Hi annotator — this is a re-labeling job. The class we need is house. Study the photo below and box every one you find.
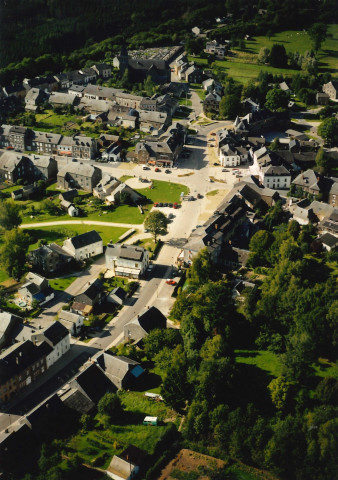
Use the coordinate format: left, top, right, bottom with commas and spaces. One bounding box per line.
0, 151, 57, 183
57, 162, 102, 191
230, 181, 280, 210
93, 174, 120, 200
223, 246, 250, 269
107, 287, 127, 305
63, 230, 103, 261
315, 232, 338, 251
316, 92, 330, 105
2, 84, 27, 100
68, 84, 85, 97
53, 73, 71, 90
106, 244, 149, 278
28, 243, 73, 274
318, 209, 338, 236
101, 142, 121, 162
203, 91, 222, 113
60, 199, 79, 217
279, 82, 291, 95
59, 189, 78, 202
322, 80, 338, 100
115, 92, 143, 109
108, 111, 137, 129
292, 169, 338, 204
202, 78, 215, 92
79, 97, 112, 115
58, 383, 95, 414
156, 94, 179, 117
0, 151, 30, 183
64, 70, 87, 86
96, 352, 145, 390
31, 321, 70, 369
23, 75, 58, 92
219, 144, 241, 167
78, 67, 97, 84
58, 310, 84, 336
0, 124, 11, 148
114, 45, 171, 84
30, 131, 62, 156
232, 280, 256, 301
73, 279, 105, 312
285, 129, 309, 141
28, 154, 57, 180
139, 110, 169, 133
192, 26, 201, 36
183, 65, 204, 84
24, 88, 48, 111
205, 40, 227, 59
241, 98, 260, 113
0, 340, 48, 404
0, 312, 23, 349
83, 84, 119, 101
124, 306, 166, 342
92, 63, 112, 79
48, 92, 77, 107
11, 184, 37, 200
249, 147, 291, 190
69, 363, 117, 404
18, 272, 54, 306
57, 135, 97, 159
8, 125, 33, 151
107, 445, 146, 480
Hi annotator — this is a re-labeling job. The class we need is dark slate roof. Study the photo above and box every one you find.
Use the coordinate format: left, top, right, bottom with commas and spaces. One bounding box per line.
137, 306, 167, 333
70, 230, 102, 249
0, 340, 43, 383
118, 445, 147, 465
72, 364, 117, 403
318, 232, 338, 248
111, 287, 127, 300
60, 189, 78, 202
43, 321, 69, 346
59, 385, 94, 414
129, 58, 169, 72
76, 279, 103, 301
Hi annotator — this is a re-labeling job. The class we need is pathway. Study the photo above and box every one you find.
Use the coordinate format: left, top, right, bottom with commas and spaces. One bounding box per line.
20, 220, 137, 228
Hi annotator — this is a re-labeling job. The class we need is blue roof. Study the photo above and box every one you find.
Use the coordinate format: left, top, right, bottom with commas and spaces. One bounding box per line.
33, 292, 45, 301
131, 365, 144, 378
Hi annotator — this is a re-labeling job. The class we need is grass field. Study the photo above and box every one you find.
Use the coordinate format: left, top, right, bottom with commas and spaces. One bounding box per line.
189, 24, 338, 83
24, 225, 128, 250
49, 276, 78, 291
136, 180, 189, 203
235, 350, 282, 378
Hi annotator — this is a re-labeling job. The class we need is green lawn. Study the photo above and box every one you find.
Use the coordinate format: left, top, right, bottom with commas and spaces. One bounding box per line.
312, 358, 338, 379
0, 269, 9, 283
189, 25, 338, 83
24, 225, 128, 250
119, 175, 134, 183
49, 276, 78, 291
235, 350, 282, 378
35, 109, 78, 127
136, 180, 189, 204
179, 98, 192, 106
206, 189, 219, 196
133, 237, 156, 253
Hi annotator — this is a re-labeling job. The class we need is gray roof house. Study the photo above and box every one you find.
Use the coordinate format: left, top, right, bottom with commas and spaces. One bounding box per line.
105, 243, 149, 278
124, 306, 166, 342
57, 162, 102, 191
107, 445, 146, 480
96, 352, 145, 390
24, 88, 48, 111
63, 230, 103, 261
48, 92, 77, 107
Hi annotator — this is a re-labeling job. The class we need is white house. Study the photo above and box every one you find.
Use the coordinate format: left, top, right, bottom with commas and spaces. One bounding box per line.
105, 244, 149, 278
63, 230, 103, 261
32, 321, 70, 369
107, 445, 145, 480
261, 165, 291, 190
219, 144, 241, 167
18, 272, 54, 306
58, 310, 84, 336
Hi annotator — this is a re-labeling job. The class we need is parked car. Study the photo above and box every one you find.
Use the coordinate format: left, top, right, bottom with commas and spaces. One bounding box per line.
168, 203, 173, 207
158, 202, 163, 207
222, 168, 229, 172
163, 202, 168, 207
166, 279, 177, 285
155, 167, 160, 172
213, 162, 219, 166
154, 202, 159, 207
210, 132, 216, 136
165, 169, 171, 174
168, 213, 174, 219
173, 202, 178, 209
142, 165, 149, 170
197, 193, 202, 199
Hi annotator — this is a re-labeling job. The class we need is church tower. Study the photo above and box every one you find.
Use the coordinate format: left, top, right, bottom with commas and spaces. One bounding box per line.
118, 42, 129, 74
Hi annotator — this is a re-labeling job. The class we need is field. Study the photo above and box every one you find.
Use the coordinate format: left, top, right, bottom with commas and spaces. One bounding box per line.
49, 276, 78, 291
189, 24, 338, 83
24, 225, 128, 250
66, 376, 177, 469
136, 180, 189, 204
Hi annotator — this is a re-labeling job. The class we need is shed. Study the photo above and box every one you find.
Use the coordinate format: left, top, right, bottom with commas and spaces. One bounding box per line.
143, 416, 158, 426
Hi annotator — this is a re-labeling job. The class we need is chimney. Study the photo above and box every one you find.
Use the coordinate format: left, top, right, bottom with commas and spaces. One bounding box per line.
16, 356, 19, 365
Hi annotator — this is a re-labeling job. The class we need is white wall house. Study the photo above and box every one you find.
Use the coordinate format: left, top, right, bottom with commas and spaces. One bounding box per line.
105, 244, 149, 278
32, 321, 70, 369
58, 310, 84, 336
219, 145, 241, 167
261, 165, 291, 190
63, 230, 103, 261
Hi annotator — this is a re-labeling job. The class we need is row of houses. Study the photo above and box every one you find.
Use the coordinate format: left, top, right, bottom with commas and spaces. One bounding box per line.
0, 124, 97, 158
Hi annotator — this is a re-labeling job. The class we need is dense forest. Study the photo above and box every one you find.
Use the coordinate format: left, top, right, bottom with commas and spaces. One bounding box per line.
0, 0, 337, 85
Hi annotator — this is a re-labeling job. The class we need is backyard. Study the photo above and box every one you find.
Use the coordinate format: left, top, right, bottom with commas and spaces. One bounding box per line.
136, 180, 189, 204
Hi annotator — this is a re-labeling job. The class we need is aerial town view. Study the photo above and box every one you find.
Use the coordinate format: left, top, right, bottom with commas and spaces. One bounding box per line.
0, 1, 337, 479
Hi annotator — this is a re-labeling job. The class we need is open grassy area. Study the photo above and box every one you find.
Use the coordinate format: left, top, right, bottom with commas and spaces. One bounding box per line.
136, 180, 189, 204
189, 25, 338, 83
235, 350, 282, 378
119, 175, 134, 183
133, 237, 156, 253
24, 225, 128, 250
206, 189, 219, 197
312, 358, 338, 379
49, 276, 78, 291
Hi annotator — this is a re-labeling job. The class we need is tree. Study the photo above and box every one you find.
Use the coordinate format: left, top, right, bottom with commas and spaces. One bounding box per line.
0, 199, 22, 230
264, 88, 288, 112
161, 344, 190, 410
97, 393, 123, 420
298, 87, 316, 105
186, 247, 215, 285
248, 230, 274, 267
144, 75, 156, 97
268, 376, 294, 411
143, 328, 182, 359
0, 228, 29, 279
318, 118, 338, 146
258, 47, 270, 64
219, 94, 241, 119
144, 210, 167, 242
315, 147, 329, 175
308, 23, 328, 53
269, 44, 288, 68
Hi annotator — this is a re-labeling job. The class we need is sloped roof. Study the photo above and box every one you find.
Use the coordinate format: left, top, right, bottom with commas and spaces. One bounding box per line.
75, 278, 103, 301
130, 306, 167, 333
58, 385, 94, 414
43, 321, 69, 346
71, 363, 116, 403
96, 352, 141, 382
106, 243, 145, 261
69, 230, 102, 249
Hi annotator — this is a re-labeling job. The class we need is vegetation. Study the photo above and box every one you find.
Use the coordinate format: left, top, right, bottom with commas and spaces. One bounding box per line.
0, 229, 30, 279
144, 210, 168, 243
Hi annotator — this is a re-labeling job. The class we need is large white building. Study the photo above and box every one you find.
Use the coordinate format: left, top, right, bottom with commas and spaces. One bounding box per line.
249, 146, 291, 190
219, 144, 241, 167
105, 244, 149, 278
